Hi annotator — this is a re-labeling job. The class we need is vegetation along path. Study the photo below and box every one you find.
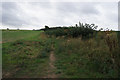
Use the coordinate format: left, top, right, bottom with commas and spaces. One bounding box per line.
2, 29, 120, 78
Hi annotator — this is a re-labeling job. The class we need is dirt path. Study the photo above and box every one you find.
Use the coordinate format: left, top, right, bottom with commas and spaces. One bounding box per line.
0, 41, 2, 44
0, 41, 6, 44
44, 45, 57, 78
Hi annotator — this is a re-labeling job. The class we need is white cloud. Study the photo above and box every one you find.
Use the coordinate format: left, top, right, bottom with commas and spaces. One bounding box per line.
0, 2, 2, 27
1, 0, 119, 2
1, 2, 118, 30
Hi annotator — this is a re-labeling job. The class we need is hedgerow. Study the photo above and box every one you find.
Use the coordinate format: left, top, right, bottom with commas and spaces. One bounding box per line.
42, 22, 98, 39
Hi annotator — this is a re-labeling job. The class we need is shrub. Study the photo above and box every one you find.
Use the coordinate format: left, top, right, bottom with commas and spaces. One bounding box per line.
43, 22, 97, 39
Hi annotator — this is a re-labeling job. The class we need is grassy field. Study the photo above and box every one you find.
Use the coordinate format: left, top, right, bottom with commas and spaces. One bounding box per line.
2, 30, 53, 78
2, 30, 120, 78
2, 30, 43, 43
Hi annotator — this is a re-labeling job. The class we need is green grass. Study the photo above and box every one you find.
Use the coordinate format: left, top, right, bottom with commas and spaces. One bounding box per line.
2, 41, 50, 77
2, 30, 43, 43
2, 30, 53, 78
2, 30, 120, 78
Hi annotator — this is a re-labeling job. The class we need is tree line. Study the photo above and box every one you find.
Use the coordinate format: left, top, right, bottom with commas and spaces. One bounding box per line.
41, 22, 98, 39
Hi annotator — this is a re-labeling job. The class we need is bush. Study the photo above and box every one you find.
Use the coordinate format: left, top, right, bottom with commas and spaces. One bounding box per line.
43, 22, 97, 39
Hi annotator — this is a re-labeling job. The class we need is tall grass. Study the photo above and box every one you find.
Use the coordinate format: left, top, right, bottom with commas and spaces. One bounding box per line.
54, 32, 120, 78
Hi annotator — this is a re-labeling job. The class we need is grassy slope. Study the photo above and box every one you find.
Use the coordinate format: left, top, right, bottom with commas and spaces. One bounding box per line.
2, 30, 43, 43
2, 31, 120, 78
2, 31, 54, 78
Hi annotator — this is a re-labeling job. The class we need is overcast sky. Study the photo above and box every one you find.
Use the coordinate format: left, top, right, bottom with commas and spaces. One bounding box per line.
0, 1, 118, 30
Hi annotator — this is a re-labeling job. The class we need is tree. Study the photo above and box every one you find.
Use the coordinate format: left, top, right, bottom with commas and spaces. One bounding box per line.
45, 25, 49, 30
7, 28, 9, 30
79, 21, 81, 27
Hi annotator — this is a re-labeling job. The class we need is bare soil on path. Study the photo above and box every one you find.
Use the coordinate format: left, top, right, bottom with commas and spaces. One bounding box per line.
44, 44, 57, 78
0, 41, 2, 44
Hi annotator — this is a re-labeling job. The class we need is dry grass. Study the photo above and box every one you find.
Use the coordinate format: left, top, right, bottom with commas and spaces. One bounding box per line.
54, 32, 120, 78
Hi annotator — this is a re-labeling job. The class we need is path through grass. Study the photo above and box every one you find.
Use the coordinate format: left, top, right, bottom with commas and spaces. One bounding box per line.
43, 44, 57, 78
2, 31, 56, 78
2, 30, 120, 78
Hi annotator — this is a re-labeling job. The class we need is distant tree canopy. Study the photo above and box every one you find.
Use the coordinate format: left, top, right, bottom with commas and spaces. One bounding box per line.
41, 22, 98, 39
45, 25, 49, 30
7, 28, 9, 30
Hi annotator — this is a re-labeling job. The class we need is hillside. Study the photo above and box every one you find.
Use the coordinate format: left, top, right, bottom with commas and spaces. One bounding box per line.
2, 27, 120, 78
